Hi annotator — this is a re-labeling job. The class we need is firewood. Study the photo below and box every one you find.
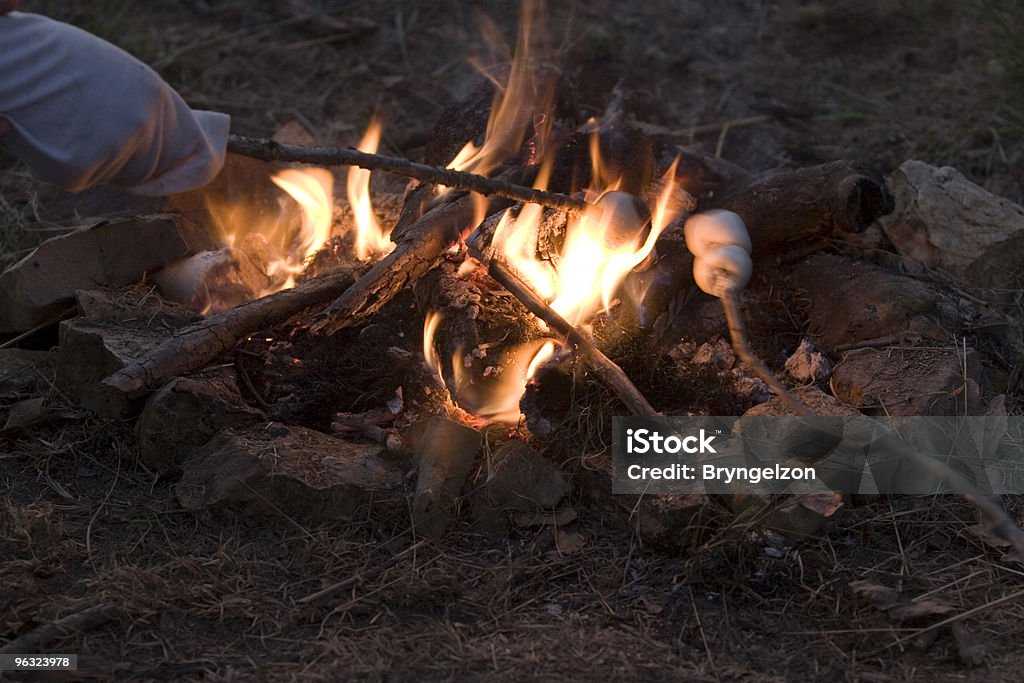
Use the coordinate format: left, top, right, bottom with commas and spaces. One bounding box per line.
311, 193, 510, 335
102, 266, 358, 397
706, 160, 895, 252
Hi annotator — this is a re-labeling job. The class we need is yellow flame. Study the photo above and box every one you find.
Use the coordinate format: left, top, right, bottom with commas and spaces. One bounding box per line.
449, 339, 556, 424
494, 151, 685, 327
423, 311, 443, 381
347, 119, 393, 260
445, 0, 554, 178
267, 167, 334, 290
422, 308, 556, 424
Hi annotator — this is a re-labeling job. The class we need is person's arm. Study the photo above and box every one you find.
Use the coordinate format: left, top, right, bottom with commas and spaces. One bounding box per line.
0, 10, 230, 196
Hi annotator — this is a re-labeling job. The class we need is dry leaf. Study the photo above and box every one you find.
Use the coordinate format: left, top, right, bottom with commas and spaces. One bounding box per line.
851, 579, 901, 609
886, 598, 957, 621
554, 529, 585, 556
1, 397, 51, 435
851, 579, 957, 622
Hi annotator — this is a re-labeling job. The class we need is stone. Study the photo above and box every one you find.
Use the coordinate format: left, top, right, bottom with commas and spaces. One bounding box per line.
411, 417, 482, 539
785, 338, 834, 384
152, 245, 272, 314
744, 385, 860, 417
830, 347, 981, 416
879, 160, 1024, 299
53, 289, 197, 418
470, 440, 571, 534
791, 254, 958, 350
137, 371, 264, 475
0, 215, 190, 333
176, 424, 403, 522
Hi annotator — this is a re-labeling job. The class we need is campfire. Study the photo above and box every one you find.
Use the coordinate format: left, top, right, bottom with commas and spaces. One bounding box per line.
2, 1, 1022, 556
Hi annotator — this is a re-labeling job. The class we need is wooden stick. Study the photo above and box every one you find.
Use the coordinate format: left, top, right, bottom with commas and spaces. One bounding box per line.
103, 267, 358, 395
721, 288, 812, 417
486, 258, 658, 417
0, 603, 117, 654
311, 194, 508, 335
227, 135, 587, 214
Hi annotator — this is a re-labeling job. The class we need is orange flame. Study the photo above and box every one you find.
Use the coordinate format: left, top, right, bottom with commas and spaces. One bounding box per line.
492, 152, 683, 327
202, 165, 334, 306
348, 119, 393, 260
423, 311, 444, 382
445, 0, 555, 178
267, 168, 334, 290
420, 1, 687, 423
422, 309, 556, 424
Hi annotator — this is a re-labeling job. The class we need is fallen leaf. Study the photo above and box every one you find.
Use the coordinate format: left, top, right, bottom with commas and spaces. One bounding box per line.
886, 598, 957, 621
554, 529, 585, 556
1, 397, 52, 436
850, 579, 901, 609
851, 579, 957, 622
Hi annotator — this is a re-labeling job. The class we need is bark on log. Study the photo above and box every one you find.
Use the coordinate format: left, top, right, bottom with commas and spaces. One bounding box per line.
102, 267, 359, 396
706, 160, 894, 252
311, 194, 510, 335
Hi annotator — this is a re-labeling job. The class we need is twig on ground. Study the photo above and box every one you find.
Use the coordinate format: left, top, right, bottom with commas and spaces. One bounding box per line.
226, 135, 588, 214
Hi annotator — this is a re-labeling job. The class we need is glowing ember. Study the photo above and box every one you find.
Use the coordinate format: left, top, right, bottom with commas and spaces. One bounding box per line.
348, 119, 393, 260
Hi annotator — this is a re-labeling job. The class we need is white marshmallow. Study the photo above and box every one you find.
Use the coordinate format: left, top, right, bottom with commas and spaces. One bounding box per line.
692, 244, 752, 297
683, 210, 752, 257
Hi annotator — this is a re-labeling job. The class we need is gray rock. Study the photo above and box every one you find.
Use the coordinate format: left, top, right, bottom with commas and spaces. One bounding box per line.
0, 215, 189, 332
176, 424, 403, 522
137, 371, 264, 475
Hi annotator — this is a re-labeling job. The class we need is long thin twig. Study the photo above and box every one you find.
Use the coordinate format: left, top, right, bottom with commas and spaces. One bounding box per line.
486, 257, 658, 417
721, 287, 812, 416
226, 135, 587, 214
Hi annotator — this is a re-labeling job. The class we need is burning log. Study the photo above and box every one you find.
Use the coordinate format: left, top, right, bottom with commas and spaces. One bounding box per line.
102, 266, 359, 397
311, 193, 510, 335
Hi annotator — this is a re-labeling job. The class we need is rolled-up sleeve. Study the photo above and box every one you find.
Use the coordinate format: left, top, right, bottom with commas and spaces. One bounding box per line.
0, 12, 230, 195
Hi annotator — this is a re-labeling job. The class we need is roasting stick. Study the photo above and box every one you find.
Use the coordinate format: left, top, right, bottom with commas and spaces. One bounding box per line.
484, 256, 659, 418
227, 135, 588, 215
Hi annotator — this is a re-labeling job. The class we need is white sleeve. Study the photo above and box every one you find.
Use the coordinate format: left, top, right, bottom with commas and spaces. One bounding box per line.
0, 12, 230, 196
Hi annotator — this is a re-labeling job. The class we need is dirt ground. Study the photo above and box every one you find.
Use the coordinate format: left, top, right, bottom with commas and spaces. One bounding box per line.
3, 1, 1024, 681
